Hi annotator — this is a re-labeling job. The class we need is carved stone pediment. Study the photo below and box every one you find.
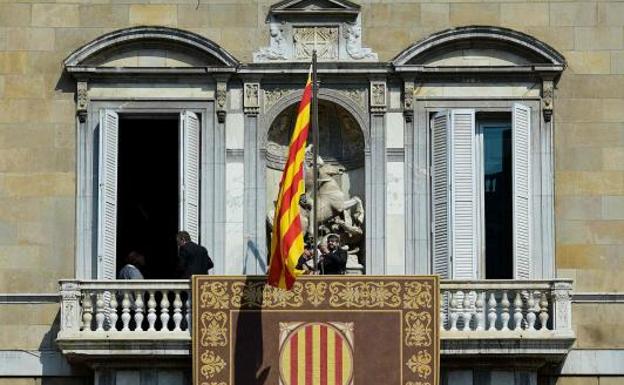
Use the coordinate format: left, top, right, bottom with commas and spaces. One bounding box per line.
270, 0, 360, 17
254, 0, 378, 63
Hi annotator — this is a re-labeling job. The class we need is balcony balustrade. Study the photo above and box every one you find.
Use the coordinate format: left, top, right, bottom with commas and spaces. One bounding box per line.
57, 279, 574, 362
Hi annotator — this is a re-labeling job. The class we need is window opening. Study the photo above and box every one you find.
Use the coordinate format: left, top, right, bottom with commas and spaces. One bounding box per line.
116, 115, 179, 279
477, 115, 513, 279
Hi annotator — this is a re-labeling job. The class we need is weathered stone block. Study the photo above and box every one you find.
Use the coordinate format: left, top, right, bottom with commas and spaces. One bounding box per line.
601, 2, 624, 26
207, 4, 258, 28
603, 148, 624, 170
4, 75, 45, 99
450, 4, 500, 26
129, 5, 177, 26
555, 377, 599, 385
612, 52, 624, 74
32, 4, 80, 28
420, 4, 449, 27
501, 3, 549, 26
602, 196, 624, 219
556, 196, 602, 220
556, 147, 603, 171
6, 28, 55, 52
551, 2, 597, 27
79, 5, 129, 27
0, 173, 75, 198
0, 4, 32, 27
564, 51, 611, 75
556, 244, 607, 269
363, 4, 420, 28
0, 52, 28, 75
177, 5, 212, 28
526, 26, 575, 51
575, 27, 623, 51
574, 303, 624, 347
557, 171, 624, 196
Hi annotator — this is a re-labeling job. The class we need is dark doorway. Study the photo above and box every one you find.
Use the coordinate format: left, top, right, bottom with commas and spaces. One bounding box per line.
116, 115, 179, 279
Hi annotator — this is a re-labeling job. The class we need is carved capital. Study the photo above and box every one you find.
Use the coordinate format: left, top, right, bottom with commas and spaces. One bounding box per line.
542, 79, 554, 122
403, 81, 414, 122
76, 81, 88, 122
216, 80, 227, 123
370, 81, 386, 114
243, 82, 260, 116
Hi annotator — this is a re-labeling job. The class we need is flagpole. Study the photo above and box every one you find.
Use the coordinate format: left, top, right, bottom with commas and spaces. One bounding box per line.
311, 51, 320, 273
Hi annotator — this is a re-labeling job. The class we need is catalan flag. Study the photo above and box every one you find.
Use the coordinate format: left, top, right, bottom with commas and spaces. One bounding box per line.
267, 68, 313, 290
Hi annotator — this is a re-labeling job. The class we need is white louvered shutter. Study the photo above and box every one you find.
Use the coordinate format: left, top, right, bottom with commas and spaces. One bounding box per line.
180, 111, 200, 243
97, 110, 119, 280
450, 110, 477, 279
431, 112, 451, 279
512, 104, 531, 279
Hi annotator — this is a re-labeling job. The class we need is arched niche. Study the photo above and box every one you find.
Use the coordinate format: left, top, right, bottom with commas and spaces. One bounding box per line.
64, 26, 239, 70
265, 99, 366, 266
393, 26, 565, 70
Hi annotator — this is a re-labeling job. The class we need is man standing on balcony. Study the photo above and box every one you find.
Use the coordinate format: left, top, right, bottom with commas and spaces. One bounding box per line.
176, 231, 214, 279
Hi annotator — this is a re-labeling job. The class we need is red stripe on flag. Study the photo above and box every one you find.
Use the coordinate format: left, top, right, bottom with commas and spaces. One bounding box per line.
320, 325, 327, 385
298, 84, 312, 114
306, 325, 313, 385
335, 335, 342, 385
291, 333, 298, 385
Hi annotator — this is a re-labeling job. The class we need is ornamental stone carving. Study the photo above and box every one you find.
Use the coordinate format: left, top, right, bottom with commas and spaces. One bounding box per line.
244, 82, 260, 115
542, 78, 554, 122
77, 81, 88, 123
343, 22, 378, 61
370, 81, 387, 113
253, 2, 377, 62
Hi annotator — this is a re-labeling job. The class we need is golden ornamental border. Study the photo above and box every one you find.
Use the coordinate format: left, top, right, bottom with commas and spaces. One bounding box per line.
193, 275, 439, 385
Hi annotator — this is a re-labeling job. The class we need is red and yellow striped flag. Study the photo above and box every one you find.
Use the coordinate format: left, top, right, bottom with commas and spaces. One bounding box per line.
267, 69, 313, 290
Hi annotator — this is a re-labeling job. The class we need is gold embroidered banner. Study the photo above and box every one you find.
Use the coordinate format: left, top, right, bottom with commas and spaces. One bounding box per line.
192, 275, 439, 385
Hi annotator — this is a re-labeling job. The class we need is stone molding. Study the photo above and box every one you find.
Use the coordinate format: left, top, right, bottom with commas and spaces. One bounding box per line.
64, 26, 239, 69
0, 292, 60, 304
393, 26, 566, 69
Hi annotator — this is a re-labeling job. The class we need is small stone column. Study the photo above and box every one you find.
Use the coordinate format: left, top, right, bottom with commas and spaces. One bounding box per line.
366, 79, 387, 274
243, 81, 266, 274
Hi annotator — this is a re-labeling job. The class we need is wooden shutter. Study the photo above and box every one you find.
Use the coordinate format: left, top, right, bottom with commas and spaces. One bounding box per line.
431, 112, 451, 279
97, 110, 119, 280
512, 104, 531, 279
450, 110, 477, 279
180, 111, 200, 243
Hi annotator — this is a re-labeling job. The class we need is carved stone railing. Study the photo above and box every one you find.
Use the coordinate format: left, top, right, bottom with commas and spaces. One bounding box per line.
440, 279, 575, 358
57, 278, 574, 360
57, 280, 191, 359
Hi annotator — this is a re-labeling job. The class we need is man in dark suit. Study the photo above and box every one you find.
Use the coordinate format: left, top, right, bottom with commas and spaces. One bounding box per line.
318, 234, 347, 275
176, 231, 214, 279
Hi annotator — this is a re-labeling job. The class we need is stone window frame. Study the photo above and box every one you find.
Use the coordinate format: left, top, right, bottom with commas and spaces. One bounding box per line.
395, 26, 565, 279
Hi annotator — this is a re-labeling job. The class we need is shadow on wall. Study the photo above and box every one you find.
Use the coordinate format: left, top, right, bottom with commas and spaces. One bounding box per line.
37, 311, 92, 384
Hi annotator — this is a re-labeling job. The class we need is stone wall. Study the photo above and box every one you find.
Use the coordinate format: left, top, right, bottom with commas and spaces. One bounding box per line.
1, 0, 624, 381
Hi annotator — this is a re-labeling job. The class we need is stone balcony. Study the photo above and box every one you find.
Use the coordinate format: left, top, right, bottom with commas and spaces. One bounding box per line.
57, 278, 574, 364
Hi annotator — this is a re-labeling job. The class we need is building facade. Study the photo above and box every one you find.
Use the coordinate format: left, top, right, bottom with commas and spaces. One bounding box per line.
0, 0, 622, 384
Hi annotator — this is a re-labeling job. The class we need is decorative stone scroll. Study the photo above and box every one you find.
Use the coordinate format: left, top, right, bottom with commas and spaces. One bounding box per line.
193, 276, 439, 385
542, 78, 554, 122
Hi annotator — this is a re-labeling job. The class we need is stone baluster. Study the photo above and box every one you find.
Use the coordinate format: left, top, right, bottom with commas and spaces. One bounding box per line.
462, 292, 472, 331
487, 292, 497, 331
121, 291, 131, 331
173, 292, 183, 331
526, 291, 537, 331
160, 291, 170, 331
134, 291, 144, 331
147, 291, 157, 332
95, 292, 105, 332
475, 291, 486, 331
449, 291, 459, 331
500, 291, 510, 331
539, 291, 550, 330
513, 291, 524, 330
185, 295, 192, 332
108, 291, 118, 332
82, 291, 93, 332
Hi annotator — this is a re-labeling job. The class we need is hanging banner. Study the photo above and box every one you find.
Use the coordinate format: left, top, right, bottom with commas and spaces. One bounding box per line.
193, 275, 439, 385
